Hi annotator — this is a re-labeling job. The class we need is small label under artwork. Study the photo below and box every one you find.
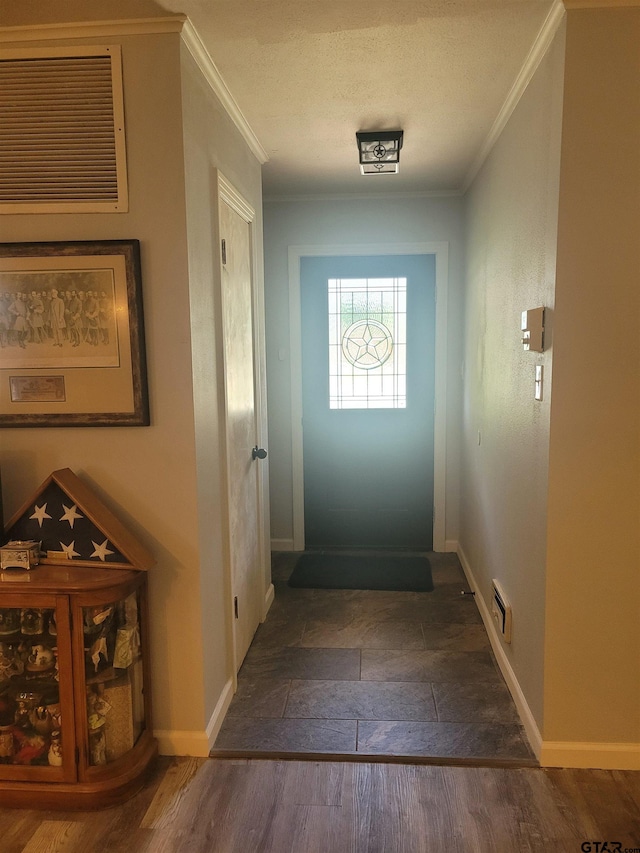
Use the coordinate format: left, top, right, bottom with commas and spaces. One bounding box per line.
9, 375, 66, 403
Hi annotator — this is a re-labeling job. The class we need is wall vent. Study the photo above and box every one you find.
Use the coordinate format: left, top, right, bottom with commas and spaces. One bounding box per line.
491, 579, 512, 643
0, 46, 128, 213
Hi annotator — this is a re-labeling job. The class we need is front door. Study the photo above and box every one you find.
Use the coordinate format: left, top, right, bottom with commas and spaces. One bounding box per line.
301, 254, 436, 550
220, 190, 262, 669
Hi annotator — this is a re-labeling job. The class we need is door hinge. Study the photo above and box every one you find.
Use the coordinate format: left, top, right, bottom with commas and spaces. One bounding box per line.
221, 239, 227, 265
234, 596, 239, 619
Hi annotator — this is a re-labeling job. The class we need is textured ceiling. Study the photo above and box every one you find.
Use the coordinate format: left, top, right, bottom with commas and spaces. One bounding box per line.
175, 0, 557, 197
0, 0, 558, 198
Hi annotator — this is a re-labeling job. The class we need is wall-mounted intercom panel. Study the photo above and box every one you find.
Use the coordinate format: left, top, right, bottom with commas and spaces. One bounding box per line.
521, 307, 545, 352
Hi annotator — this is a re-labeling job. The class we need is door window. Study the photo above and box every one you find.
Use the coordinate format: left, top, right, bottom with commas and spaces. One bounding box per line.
328, 276, 406, 409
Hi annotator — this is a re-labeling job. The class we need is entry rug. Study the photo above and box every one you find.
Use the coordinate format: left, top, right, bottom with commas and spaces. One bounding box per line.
288, 553, 434, 592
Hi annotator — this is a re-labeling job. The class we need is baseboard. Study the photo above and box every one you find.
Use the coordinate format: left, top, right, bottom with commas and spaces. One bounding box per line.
154, 676, 235, 757
444, 539, 458, 553
154, 729, 212, 757
205, 677, 235, 750
540, 741, 640, 770
263, 581, 275, 620
456, 543, 543, 761
457, 543, 640, 770
271, 538, 295, 551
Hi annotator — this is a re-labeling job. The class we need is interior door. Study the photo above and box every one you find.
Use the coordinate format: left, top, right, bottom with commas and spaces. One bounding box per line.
220, 192, 262, 669
301, 254, 435, 550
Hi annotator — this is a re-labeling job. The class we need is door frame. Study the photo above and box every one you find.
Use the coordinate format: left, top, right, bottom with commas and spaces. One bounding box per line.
288, 241, 448, 552
215, 171, 273, 681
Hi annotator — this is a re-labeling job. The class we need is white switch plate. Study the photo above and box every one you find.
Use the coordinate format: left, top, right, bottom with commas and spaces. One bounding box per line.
535, 365, 543, 400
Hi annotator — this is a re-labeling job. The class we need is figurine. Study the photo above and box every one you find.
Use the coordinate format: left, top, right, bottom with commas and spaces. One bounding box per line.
46, 611, 57, 639
46, 702, 62, 731
0, 642, 24, 681
31, 704, 53, 736
87, 685, 112, 724
113, 624, 140, 669
25, 643, 56, 676
89, 725, 106, 765
14, 699, 33, 730
21, 609, 44, 636
14, 691, 41, 729
87, 692, 109, 766
0, 610, 20, 640
48, 730, 63, 766
84, 605, 113, 636
89, 636, 108, 672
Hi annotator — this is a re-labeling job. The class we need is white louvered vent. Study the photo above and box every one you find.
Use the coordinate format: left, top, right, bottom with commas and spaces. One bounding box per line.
0, 46, 128, 213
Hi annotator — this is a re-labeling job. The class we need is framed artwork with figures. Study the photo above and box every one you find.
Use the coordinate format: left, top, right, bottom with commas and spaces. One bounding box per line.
0, 240, 149, 427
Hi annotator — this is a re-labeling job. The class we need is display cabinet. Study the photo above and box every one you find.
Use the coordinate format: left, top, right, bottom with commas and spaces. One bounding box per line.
0, 469, 156, 808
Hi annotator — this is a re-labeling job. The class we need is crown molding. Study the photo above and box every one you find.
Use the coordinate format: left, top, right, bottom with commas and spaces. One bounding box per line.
462, 0, 565, 193
0, 14, 269, 167
0, 17, 186, 43
563, 0, 640, 6
180, 18, 269, 165
264, 189, 463, 203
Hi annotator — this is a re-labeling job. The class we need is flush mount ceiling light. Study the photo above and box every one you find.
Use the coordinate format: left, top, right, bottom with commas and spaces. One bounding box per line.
356, 130, 404, 175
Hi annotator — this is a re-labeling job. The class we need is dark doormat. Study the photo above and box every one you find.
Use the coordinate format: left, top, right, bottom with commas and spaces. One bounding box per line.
288, 553, 434, 592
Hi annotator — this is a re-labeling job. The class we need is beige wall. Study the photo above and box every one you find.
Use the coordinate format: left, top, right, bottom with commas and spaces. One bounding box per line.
543, 8, 640, 748
0, 30, 208, 741
460, 24, 566, 728
0, 23, 267, 754
263, 195, 465, 547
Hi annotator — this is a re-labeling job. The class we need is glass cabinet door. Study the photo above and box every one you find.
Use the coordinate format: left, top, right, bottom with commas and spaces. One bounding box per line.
83, 590, 145, 767
0, 604, 67, 774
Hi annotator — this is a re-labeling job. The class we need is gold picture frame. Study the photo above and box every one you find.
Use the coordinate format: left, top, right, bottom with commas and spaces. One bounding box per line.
0, 240, 149, 427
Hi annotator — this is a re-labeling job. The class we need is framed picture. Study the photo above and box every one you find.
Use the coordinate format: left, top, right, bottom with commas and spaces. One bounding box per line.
0, 240, 149, 427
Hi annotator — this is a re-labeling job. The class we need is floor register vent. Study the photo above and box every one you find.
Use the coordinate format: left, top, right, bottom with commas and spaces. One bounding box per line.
491, 579, 512, 643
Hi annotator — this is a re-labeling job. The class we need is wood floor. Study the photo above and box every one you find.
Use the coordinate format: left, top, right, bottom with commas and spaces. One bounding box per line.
1, 756, 638, 852
4, 555, 635, 851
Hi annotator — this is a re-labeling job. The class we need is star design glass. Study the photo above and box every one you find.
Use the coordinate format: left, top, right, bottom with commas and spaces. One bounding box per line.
342, 319, 393, 369
328, 277, 406, 409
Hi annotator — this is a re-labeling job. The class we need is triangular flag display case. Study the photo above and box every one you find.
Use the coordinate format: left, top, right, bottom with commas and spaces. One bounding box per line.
4, 467, 154, 571
0, 469, 157, 809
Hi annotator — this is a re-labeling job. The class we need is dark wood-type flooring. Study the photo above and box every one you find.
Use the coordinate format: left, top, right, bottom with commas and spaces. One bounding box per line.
213, 552, 535, 763
1, 756, 639, 852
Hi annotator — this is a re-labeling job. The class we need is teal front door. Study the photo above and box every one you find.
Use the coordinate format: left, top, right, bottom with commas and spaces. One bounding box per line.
301, 254, 436, 550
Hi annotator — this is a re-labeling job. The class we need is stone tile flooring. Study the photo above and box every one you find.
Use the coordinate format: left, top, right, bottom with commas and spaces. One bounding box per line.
212, 552, 536, 764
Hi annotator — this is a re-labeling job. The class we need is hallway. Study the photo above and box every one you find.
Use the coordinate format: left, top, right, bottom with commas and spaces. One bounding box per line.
213, 552, 535, 763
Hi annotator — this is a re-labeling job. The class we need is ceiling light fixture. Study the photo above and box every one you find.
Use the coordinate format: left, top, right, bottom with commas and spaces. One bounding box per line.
356, 130, 404, 175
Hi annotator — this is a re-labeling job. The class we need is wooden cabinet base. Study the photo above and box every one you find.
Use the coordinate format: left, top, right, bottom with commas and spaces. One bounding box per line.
0, 736, 158, 810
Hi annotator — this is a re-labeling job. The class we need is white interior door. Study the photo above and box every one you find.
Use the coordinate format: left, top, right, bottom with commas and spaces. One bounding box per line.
219, 183, 263, 670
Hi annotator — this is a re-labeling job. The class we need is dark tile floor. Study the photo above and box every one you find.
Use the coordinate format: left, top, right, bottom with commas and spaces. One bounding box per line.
212, 552, 536, 765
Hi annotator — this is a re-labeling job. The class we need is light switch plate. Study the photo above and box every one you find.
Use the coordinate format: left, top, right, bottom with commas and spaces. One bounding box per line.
535, 365, 543, 400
